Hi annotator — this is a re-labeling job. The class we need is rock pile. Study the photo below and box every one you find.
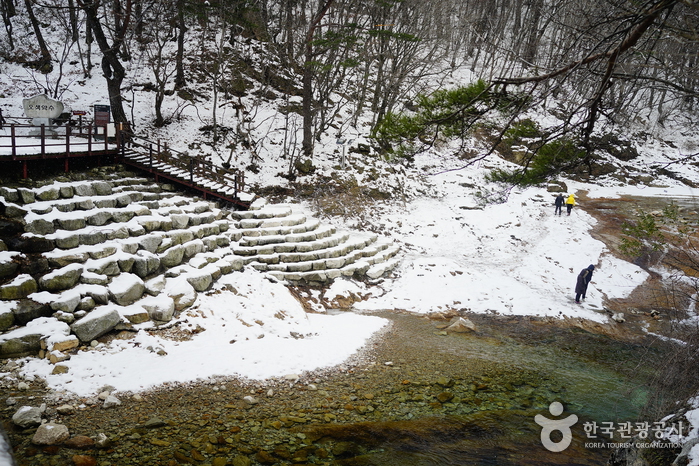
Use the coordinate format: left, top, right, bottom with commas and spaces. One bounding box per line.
0, 172, 400, 361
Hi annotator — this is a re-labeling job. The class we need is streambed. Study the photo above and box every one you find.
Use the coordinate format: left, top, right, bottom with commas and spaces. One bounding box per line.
2, 311, 669, 466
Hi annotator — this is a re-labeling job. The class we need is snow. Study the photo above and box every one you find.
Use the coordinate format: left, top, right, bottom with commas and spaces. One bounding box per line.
19, 271, 388, 397
2, 9, 699, 460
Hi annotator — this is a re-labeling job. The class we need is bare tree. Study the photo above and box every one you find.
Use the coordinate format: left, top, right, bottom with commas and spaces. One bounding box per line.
77, 0, 133, 127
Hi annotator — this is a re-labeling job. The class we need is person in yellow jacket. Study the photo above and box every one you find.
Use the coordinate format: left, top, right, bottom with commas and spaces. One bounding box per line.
565, 194, 576, 215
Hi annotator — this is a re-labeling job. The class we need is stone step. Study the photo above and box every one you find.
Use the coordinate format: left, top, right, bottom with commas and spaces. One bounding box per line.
232, 231, 352, 257
248, 235, 382, 272
234, 218, 322, 240
231, 205, 293, 220
239, 224, 335, 247
238, 213, 306, 230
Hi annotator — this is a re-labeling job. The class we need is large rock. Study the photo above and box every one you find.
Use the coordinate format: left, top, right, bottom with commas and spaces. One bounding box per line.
7, 235, 54, 254
108, 273, 145, 306
0, 317, 70, 357
186, 271, 213, 292
132, 252, 160, 278
12, 406, 42, 428
13, 299, 52, 325
160, 245, 184, 268
141, 296, 175, 322
71, 307, 120, 342
49, 289, 82, 313
38, 263, 83, 292
165, 277, 197, 311
36, 186, 60, 201
0, 274, 38, 300
138, 235, 163, 254
25, 218, 56, 235
32, 422, 70, 445
0, 304, 15, 331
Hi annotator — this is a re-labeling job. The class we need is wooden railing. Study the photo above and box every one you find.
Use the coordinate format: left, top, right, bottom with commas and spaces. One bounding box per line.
0, 122, 115, 158
121, 133, 246, 200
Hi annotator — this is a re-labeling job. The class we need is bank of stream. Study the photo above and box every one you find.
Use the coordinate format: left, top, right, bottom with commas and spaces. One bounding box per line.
1, 309, 673, 466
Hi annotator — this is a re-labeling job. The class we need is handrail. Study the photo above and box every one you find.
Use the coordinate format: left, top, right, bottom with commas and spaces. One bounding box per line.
120, 132, 246, 200
0, 123, 114, 158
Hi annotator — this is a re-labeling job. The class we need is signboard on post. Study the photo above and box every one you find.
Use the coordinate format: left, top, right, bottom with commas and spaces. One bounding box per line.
93, 105, 110, 126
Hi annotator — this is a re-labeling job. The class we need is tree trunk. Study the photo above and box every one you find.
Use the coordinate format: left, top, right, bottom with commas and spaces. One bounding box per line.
301, 0, 335, 158
79, 0, 132, 127
24, 0, 52, 71
175, 0, 187, 89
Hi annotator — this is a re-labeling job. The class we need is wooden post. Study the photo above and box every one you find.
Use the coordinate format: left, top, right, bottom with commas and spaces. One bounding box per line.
87, 124, 93, 155
22, 160, 28, 179
40, 124, 46, 157
65, 125, 71, 173
149, 143, 153, 167
10, 124, 16, 158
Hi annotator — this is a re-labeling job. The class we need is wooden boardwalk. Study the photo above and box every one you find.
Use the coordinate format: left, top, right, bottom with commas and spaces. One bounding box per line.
0, 122, 253, 209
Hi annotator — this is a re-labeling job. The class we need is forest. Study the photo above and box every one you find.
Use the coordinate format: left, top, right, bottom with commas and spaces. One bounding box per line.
1, 0, 698, 180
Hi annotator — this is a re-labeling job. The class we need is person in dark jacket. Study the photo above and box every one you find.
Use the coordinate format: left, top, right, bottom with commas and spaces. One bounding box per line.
575, 264, 595, 303
554, 193, 564, 216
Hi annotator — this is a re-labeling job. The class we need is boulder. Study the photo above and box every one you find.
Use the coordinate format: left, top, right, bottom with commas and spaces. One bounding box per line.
0, 317, 70, 357
8, 235, 54, 254
160, 245, 184, 268
0, 274, 38, 299
86, 211, 112, 226
71, 307, 120, 342
57, 217, 87, 231
0, 253, 19, 279
49, 289, 82, 313
46, 251, 88, 268
141, 296, 175, 322
73, 183, 95, 197
165, 277, 197, 311
12, 406, 42, 428
132, 252, 160, 278
108, 273, 145, 306
445, 317, 477, 333
138, 235, 163, 254
59, 185, 74, 198
85, 258, 120, 276
186, 271, 212, 292
121, 306, 150, 324
36, 186, 60, 201
32, 422, 70, 445
25, 218, 56, 235
17, 188, 35, 204
0, 305, 15, 331
92, 181, 113, 196
170, 214, 189, 229
45, 334, 79, 352
13, 299, 52, 325
80, 285, 109, 305
38, 263, 83, 292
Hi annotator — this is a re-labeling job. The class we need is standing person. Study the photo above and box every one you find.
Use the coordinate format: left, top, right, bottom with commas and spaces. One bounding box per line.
565, 194, 576, 215
575, 264, 595, 303
554, 193, 564, 216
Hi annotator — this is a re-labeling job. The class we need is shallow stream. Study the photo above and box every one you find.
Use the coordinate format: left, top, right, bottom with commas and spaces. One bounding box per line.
3, 310, 671, 466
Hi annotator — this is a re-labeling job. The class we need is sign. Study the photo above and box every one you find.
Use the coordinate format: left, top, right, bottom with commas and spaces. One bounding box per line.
72, 110, 87, 116
22, 94, 64, 119
94, 105, 110, 126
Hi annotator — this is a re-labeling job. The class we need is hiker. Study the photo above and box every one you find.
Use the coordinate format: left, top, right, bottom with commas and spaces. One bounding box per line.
554, 193, 564, 216
0, 108, 5, 130
575, 264, 595, 303
565, 194, 576, 215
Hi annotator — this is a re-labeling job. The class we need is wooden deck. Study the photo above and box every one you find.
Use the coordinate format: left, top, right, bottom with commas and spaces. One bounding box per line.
0, 122, 253, 209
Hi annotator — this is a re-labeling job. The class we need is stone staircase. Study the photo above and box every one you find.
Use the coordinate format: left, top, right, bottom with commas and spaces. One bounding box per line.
230, 202, 401, 285
0, 173, 401, 357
